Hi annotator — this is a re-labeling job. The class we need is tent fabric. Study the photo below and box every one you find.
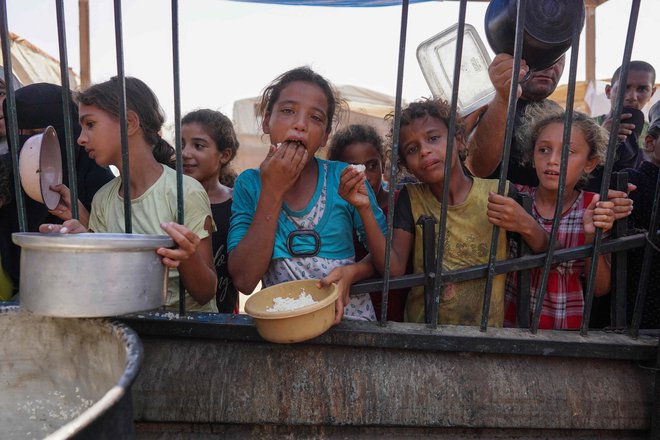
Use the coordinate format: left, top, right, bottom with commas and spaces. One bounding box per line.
230, 0, 431, 7
0, 32, 80, 90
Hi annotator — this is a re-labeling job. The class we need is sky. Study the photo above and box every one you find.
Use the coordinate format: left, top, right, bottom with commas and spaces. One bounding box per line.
3, 0, 659, 125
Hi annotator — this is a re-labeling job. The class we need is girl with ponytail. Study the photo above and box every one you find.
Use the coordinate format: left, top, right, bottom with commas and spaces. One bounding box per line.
41, 76, 217, 312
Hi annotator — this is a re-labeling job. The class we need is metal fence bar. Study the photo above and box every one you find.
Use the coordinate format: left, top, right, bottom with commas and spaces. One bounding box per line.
581, 0, 640, 337
379, 0, 409, 326
55, 0, 79, 221
610, 172, 628, 328
515, 194, 533, 328
171, 0, 186, 316
480, 0, 526, 332
530, 28, 581, 334
350, 231, 657, 294
113, 0, 132, 233
0, 2, 26, 232
429, 0, 467, 330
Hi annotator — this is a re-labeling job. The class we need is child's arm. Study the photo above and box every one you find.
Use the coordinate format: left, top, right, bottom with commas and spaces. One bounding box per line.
487, 192, 550, 253
228, 143, 308, 294
318, 256, 376, 325
338, 167, 411, 276
158, 219, 217, 305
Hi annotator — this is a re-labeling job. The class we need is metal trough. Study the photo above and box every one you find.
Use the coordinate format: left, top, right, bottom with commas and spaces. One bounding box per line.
0, 306, 142, 439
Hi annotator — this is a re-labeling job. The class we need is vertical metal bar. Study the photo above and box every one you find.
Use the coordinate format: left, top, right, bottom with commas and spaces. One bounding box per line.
55, 0, 79, 221
113, 0, 131, 233
516, 194, 533, 328
417, 215, 437, 325
380, 0, 409, 327
431, 0, 467, 329
630, 164, 660, 338
610, 172, 628, 328
530, 28, 581, 334
480, 0, 526, 332
581, 0, 640, 337
171, 0, 186, 316
0, 3, 26, 232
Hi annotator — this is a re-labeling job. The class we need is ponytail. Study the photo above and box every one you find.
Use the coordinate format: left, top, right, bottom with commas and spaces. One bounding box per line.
153, 137, 176, 168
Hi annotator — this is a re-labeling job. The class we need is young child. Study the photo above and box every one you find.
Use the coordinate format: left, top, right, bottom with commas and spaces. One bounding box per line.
181, 109, 239, 313
227, 66, 387, 323
327, 123, 407, 321
40, 76, 217, 313
625, 118, 660, 328
490, 108, 633, 329
324, 98, 551, 326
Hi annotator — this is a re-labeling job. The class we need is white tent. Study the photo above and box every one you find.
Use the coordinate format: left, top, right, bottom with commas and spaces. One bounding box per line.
231, 84, 398, 172
0, 32, 80, 89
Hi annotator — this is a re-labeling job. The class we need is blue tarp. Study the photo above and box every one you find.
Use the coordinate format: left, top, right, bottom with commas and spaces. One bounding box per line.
230, 0, 431, 7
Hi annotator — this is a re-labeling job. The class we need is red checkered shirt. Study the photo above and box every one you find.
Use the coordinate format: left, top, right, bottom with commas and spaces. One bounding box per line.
504, 186, 596, 330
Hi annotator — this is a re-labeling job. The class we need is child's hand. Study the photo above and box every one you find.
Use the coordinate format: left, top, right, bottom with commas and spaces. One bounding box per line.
584, 194, 615, 235
48, 184, 90, 226
486, 192, 527, 232
38, 219, 87, 234
489, 53, 528, 102
259, 142, 308, 199
157, 222, 200, 268
339, 166, 370, 210
607, 185, 635, 221
318, 266, 354, 325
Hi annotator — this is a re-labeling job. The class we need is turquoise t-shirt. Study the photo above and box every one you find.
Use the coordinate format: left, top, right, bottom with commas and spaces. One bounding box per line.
228, 158, 387, 260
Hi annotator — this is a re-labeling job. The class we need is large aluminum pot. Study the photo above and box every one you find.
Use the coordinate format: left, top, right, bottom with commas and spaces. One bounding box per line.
0, 305, 142, 439
12, 232, 173, 317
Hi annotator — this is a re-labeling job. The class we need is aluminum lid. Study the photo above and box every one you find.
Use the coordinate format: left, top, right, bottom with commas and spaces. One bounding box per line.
12, 232, 174, 251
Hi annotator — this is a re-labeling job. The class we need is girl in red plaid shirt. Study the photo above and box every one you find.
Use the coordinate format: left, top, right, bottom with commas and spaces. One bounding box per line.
487, 108, 633, 329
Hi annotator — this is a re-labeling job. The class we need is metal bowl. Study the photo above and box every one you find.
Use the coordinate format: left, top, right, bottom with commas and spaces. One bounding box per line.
18, 126, 63, 210
0, 305, 142, 439
245, 279, 338, 344
12, 232, 173, 317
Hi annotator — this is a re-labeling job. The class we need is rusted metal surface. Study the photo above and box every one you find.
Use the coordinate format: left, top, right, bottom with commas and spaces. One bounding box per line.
131, 331, 653, 433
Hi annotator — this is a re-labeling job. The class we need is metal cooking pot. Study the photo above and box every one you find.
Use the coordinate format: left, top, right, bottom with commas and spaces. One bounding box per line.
12, 232, 173, 317
485, 0, 585, 71
0, 305, 142, 439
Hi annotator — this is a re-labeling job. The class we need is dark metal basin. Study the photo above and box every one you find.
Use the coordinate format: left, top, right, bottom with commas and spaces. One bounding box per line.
0, 306, 142, 439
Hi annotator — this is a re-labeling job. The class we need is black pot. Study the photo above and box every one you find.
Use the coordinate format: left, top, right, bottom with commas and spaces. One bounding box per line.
485, 0, 585, 71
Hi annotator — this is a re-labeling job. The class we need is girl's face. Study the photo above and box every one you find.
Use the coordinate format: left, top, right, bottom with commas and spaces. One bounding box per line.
77, 103, 121, 167
262, 81, 330, 157
337, 141, 383, 196
181, 122, 227, 184
399, 115, 459, 184
533, 122, 599, 192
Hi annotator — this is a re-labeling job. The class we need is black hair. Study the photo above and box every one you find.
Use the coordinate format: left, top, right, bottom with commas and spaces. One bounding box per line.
386, 98, 467, 170
611, 61, 656, 86
76, 76, 175, 167
327, 124, 384, 162
182, 109, 240, 187
258, 66, 342, 135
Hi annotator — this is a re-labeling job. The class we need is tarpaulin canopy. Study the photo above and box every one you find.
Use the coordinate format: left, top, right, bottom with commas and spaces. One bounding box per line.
229, 0, 431, 6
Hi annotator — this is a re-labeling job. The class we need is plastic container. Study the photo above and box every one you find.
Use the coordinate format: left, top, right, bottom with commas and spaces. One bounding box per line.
244, 279, 338, 344
417, 23, 495, 116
